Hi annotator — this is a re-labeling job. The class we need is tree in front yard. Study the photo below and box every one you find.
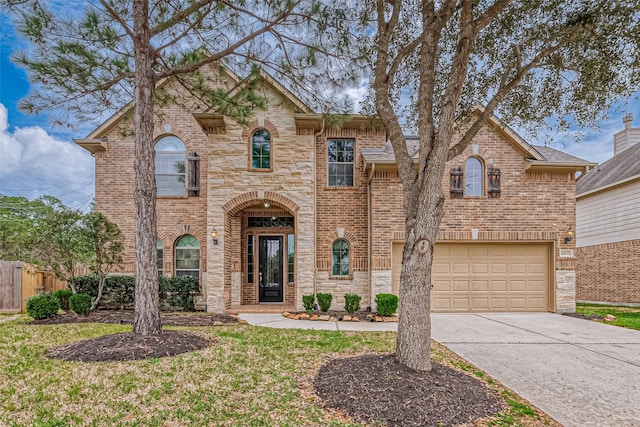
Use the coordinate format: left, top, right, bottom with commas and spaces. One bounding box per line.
82, 211, 124, 311
361, 0, 640, 371
3, 0, 335, 335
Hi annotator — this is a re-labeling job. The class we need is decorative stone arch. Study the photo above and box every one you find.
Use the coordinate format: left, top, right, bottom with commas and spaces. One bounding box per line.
152, 128, 197, 152
454, 145, 497, 168
323, 228, 359, 250
223, 190, 299, 216
241, 118, 280, 140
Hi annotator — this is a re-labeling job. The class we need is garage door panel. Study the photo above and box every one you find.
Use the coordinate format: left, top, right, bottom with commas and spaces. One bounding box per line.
509, 263, 527, 274
392, 242, 549, 313
471, 280, 488, 292
491, 280, 508, 291
453, 263, 470, 274
453, 280, 469, 291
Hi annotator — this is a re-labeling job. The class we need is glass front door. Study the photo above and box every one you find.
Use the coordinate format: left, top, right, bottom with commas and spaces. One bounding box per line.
258, 236, 283, 302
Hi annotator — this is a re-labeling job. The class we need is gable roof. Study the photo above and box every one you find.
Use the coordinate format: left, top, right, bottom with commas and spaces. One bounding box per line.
361, 130, 595, 173
75, 62, 314, 146
576, 141, 640, 197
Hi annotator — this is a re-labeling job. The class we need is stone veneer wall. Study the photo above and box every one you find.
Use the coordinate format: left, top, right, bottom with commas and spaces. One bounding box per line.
205, 84, 316, 313
315, 272, 369, 310
576, 239, 640, 304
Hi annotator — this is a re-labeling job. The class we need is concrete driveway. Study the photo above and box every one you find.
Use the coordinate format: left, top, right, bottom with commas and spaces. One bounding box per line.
431, 313, 640, 427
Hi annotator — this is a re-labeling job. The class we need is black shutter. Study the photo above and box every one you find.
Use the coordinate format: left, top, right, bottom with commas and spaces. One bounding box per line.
488, 167, 501, 198
187, 152, 200, 197
450, 167, 463, 198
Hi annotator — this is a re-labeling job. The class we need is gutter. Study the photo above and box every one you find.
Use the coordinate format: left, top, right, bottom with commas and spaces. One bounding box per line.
367, 163, 376, 311
313, 119, 325, 298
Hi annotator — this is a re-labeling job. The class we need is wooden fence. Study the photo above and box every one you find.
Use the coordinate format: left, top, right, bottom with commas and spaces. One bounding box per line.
0, 261, 87, 313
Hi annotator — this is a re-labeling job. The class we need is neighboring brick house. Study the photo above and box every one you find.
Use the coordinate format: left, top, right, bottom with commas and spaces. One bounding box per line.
576, 114, 640, 304
75, 67, 593, 313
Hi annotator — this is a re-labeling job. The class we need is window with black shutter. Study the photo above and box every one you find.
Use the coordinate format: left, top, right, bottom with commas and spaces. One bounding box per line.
187, 151, 200, 197
450, 167, 463, 198
488, 167, 501, 198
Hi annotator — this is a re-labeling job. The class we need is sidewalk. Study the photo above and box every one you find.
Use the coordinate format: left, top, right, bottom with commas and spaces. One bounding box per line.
238, 313, 398, 332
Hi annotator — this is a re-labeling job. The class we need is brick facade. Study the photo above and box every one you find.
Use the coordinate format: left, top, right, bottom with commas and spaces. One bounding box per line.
82, 69, 584, 314
576, 240, 640, 304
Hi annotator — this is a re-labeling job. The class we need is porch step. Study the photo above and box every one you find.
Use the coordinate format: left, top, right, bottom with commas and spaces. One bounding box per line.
228, 304, 294, 314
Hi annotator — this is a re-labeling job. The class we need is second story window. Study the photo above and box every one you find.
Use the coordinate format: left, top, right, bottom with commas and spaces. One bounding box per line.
251, 129, 271, 170
465, 157, 483, 196
328, 139, 354, 186
155, 135, 186, 196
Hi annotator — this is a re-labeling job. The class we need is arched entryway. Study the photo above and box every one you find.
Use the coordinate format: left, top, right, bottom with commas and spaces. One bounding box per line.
222, 191, 299, 310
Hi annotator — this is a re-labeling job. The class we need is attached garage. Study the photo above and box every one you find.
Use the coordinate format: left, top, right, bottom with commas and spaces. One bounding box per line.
392, 242, 552, 312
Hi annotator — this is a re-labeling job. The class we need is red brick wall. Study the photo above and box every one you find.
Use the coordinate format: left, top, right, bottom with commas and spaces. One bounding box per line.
315, 127, 387, 273
94, 89, 208, 279
576, 240, 640, 303
369, 124, 576, 269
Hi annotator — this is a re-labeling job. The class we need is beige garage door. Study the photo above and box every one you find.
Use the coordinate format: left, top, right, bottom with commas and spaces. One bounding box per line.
392, 242, 550, 312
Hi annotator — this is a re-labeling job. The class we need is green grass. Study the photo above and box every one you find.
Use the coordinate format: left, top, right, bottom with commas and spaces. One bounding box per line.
0, 316, 556, 426
576, 303, 640, 331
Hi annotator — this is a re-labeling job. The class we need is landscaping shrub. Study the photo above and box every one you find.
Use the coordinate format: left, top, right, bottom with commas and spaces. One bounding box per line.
344, 293, 361, 314
74, 274, 135, 309
74, 275, 100, 298
375, 293, 398, 316
302, 294, 315, 313
53, 288, 73, 311
162, 276, 200, 311
108, 275, 135, 309
69, 293, 92, 315
316, 293, 332, 312
26, 293, 60, 320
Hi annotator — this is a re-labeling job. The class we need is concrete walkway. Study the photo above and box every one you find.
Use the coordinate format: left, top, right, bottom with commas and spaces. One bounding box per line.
240, 312, 640, 427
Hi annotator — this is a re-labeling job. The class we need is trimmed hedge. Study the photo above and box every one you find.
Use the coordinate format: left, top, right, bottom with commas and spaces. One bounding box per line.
26, 293, 60, 320
53, 288, 73, 311
160, 275, 200, 311
69, 293, 92, 315
316, 293, 332, 312
302, 294, 315, 313
375, 293, 399, 316
344, 293, 361, 314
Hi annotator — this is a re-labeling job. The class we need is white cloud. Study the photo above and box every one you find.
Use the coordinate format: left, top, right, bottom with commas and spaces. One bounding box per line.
0, 103, 94, 210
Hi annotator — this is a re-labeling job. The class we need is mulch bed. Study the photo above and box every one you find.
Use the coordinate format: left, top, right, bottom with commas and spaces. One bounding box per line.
33, 310, 239, 362
29, 310, 240, 326
316, 354, 503, 427
563, 312, 605, 321
47, 330, 210, 362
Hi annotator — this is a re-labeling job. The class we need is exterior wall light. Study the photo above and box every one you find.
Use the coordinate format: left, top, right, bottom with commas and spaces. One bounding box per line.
564, 226, 574, 244
211, 227, 219, 245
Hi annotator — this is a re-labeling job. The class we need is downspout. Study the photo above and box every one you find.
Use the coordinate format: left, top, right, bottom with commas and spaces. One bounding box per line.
367, 162, 376, 310
313, 119, 325, 298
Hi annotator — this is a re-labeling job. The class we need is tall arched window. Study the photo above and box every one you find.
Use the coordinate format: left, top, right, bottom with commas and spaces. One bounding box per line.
465, 157, 483, 196
332, 239, 350, 276
175, 235, 200, 279
157, 239, 164, 276
251, 129, 271, 169
155, 135, 186, 196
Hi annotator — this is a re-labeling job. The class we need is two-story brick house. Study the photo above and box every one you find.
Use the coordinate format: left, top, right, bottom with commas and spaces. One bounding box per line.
75, 66, 593, 314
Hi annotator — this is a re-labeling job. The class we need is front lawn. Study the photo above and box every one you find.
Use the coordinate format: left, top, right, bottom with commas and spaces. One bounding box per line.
576, 303, 640, 331
0, 316, 556, 426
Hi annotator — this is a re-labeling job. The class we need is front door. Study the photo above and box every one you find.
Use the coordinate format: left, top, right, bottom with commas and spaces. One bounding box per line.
258, 236, 283, 302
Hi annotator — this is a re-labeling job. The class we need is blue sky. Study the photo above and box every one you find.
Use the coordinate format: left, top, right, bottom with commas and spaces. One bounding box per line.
0, 8, 639, 212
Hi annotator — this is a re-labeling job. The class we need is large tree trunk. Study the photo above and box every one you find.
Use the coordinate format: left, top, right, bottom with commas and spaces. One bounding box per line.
395, 180, 446, 372
132, 0, 162, 335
